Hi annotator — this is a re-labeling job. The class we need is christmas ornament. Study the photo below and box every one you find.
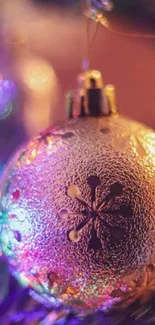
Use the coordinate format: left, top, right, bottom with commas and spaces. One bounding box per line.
1, 261, 155, 324
0, 78, 155, 312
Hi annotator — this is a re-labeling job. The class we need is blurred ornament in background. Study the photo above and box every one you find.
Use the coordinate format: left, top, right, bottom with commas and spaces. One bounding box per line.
0, 78, 17, 120
84, 0, 113, 23
0, 80, 17, 105
0, 68, 155, 313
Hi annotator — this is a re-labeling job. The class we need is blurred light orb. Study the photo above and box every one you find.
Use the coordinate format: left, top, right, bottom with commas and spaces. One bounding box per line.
77, 72, 85, 89
0, 103, 13, 120
91, 70, 101, 79
0, 79, 17, 120
92, 0, 113, 11
82, 59, 90, 71
0, 74, 3, 85
101, 0, 114, 11
0, 80, 17, 105
0, 162, 4, 178
22, 58, 57, 94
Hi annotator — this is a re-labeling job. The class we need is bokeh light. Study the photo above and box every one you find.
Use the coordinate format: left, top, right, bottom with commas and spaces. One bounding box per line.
82, 59, 90, 71
21, 57, 57, 94
19, 56, 60, 136
0, 79, 17, 120
0, 80, 17, 105
77, 72, 85, 88
0, 162, 5, 179
0, 103, 13, 120
0, 74, 3, 85
100, 0, 114, 11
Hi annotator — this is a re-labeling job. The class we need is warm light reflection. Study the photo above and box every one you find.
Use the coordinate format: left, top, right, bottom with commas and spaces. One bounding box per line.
25, 148, 38, 164
105, 84, 119, 117
19, 56, 60, 136
84, 70, 104, 89
91, 70, 101, 79
21, 57, 56, 94
105, 84, 115, 94
146, 137, 155, 167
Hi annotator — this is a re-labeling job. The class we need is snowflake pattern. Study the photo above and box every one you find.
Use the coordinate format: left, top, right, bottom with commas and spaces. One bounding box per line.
59, 176, 132, 250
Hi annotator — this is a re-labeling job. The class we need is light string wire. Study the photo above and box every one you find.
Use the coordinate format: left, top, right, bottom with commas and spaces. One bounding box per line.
81, 0, 100, 68
83, 0, 155, 39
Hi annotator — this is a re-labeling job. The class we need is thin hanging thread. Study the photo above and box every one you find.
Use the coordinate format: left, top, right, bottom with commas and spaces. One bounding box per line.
86, 17, 91, 61
86, 18, 100, 66
89, 21, 100, 53
82, 0, 100, 66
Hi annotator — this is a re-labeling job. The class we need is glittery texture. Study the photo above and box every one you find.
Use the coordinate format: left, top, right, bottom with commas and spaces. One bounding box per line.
0, 116, 155, 311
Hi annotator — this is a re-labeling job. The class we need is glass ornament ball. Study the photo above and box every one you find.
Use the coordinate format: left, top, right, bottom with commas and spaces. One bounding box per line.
0, 114, 155, 311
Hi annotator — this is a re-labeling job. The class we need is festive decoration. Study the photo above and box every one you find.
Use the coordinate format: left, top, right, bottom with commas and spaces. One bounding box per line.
0, 84, 155, 312
1, 261, 155, 324
84, 0, 155, 39
1, 2, 155, 324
